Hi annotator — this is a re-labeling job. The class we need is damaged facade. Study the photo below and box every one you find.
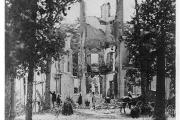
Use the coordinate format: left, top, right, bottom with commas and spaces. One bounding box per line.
51, 31, 74, 102
78, 2, 129, 99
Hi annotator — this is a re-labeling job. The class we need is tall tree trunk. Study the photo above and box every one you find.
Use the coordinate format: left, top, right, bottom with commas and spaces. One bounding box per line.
115, 0, 123, 99
5, 73, 14, 120
5, 74, 10, 120
44, 58, 51, 110
81, 74, 86, 106
80, 29, 86, 106
26, 1, 37, 118
5, 67, 16, 120
26, 64, 34, 120
10, 75, 16, 120
79, 0, 86, 106
154, 32, 166, 120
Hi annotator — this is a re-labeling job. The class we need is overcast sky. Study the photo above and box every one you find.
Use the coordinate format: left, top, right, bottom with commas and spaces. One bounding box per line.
62, 0, 136, 24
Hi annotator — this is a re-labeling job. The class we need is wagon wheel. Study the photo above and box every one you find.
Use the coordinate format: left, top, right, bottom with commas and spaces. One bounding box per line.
167, 105, 175, 117
136, 100, 143, 107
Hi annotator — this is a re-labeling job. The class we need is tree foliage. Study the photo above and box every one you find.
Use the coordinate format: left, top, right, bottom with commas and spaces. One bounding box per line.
6, 0, 80, 71
125, 0, 175, 93
125, 0, 175, 119
125, 69, 141, 87
5, 0, 79, 119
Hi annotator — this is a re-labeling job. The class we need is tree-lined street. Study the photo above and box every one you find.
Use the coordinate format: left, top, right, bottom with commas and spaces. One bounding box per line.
5, 0, 175, 120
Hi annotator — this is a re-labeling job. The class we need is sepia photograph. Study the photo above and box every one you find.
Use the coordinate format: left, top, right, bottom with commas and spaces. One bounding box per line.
5, 0, 176, 120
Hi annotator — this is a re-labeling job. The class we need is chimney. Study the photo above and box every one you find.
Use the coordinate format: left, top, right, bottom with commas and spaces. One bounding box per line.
101, 2, 111, 20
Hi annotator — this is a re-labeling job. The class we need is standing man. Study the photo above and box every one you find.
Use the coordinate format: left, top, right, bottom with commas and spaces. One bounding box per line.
77, 93, 82, 108
56, 95, 61, 107
37, 101, 41, 113
50, 91, 56, 108
92, 92, 96, 110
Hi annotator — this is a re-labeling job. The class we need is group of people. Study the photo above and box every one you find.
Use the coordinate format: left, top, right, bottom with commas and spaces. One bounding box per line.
50, 91, 133, 109
50, 91, 96, 109
50, 91, 62, 108
77, 92, 96, 109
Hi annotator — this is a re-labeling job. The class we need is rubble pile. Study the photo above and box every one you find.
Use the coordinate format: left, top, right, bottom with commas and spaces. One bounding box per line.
95, 99, 122, 110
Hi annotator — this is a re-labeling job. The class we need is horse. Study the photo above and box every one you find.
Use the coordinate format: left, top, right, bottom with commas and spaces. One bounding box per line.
118, 96, 132, 113
118, 95, 144, 113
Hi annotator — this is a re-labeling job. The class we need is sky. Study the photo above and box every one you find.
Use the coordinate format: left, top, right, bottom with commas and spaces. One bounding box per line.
62, 0, 136, 24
